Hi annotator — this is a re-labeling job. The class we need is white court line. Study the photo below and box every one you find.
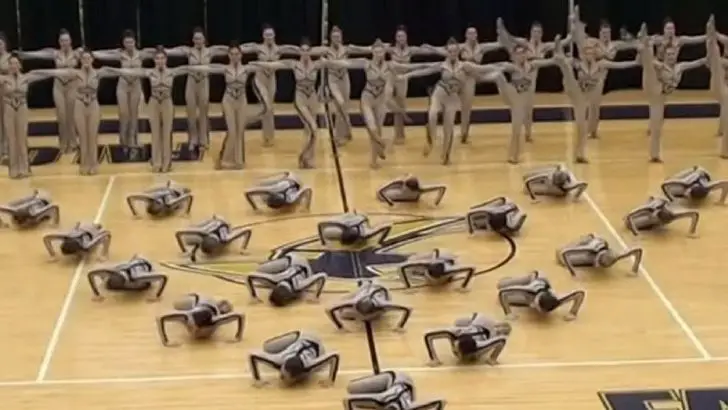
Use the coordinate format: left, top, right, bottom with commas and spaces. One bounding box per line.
1, 356, 724, 388
35, 176, 117, 382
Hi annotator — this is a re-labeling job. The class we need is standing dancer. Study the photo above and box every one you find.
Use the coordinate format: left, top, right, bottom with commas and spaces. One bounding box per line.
0, 33, 10, 162
388, 26, 428, 144
552, 35, 639, 163
37, 49, 120, 175
105, 48, 195, 172
18, 29, 81, 153
0, 56, 62, 178
186, 44, 264, 170
250, 40, 329, 168
481, 48, 556, 163
497, 19, 572, 142
240, 25, 301, 147
311, 26, 370, 146
165, 28, 228, 150
93, 30, 153, 147
321, 40, 427, 168
637, 24, 707, 162
423, 27, 503, 143
706, 20, 728, 157
399, 39, 501, 165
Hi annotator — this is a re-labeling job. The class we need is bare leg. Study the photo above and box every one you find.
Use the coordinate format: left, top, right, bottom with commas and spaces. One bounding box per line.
459, 78, 476, 143
441, 100, 458, 165
53, 81, 73, 153
426, 89, 445, 157
128, 83, 142, 146
184, 78, 200, 147
393, 78, 409, 144
87, 101, 101, 174
73, 100, 90, 174
573, 99, 589, 162
328, 74, 352, 143
147, 100, 163, 172
14, 105, 30, 178
648, 97, 665, 162
294, 92, 318, 169
116, 82, 131, 146
160, 100, 175, 172
4, 104, 21, 178
588, 78, 605, 138
720, 92, 728, 158
522, 81, 537, 142
360, 93, 386, 169
256, 73, 276, 147
196, 80, 210, 148
219, 96, 244, 169
0, 94, 5, 160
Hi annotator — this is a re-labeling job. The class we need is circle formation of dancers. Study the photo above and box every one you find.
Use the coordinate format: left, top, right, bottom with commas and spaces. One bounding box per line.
2, 162, 726, 408
1, 8, 727, 178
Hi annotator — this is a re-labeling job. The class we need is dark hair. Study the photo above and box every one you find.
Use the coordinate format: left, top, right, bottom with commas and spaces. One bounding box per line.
192, 26, 205, 35
228, 40, 240, 51
600, 20, 611, 29
262, 23, 273, 31
456, 334, 477, 355
121, 29, 136, 41
0, 32, 7, 45
663, 17, 674, 25
282, 356, 305, 377
537, 293, 561, 312
396, 25, 407, 33
300, 37, 311, 47
269, 284, 296, 307
331, 26, 342, 33
446, 37, 458, 45
59, 28, 70, 36
531, 21, 543, 29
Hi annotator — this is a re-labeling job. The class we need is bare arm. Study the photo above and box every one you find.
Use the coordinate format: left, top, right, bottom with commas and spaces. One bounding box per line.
532, 58, 557, 69
321, 58, 368, 70
25, 69, 75, 83
249, 60, 294, 71
419, 44, 449, 57
423, 330, 456, 364
92, 50, 122, 61
184, 64, 228, 75
677, 58, 708, 73
17, 49, 57, 59
679, 35, 707, 45
103, 67, 149, 78
462, 62, 501, 76
164, 46, 190, 57
347, 45, 374, 55
496, 18, 529, 52
601, 59, 640, 70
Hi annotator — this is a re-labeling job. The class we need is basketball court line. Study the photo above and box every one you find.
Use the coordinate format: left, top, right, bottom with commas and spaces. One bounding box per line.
35, 176, 118, 381
0, 356, 724, 388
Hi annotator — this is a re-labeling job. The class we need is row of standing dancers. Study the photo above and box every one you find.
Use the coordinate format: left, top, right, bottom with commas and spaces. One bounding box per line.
0, 12, 726, 178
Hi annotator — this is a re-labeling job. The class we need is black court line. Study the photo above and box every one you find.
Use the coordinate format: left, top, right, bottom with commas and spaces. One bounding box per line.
322, 70, 381, 374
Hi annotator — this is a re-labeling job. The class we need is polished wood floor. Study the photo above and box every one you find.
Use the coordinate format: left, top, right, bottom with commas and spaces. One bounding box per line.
2, 115, 728, 409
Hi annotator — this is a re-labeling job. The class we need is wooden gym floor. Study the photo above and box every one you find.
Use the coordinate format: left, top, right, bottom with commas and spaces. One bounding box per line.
3, 94, 728, 409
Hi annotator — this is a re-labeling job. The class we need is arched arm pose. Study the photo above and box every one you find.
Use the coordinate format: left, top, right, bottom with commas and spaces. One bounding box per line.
174, 215, 252, 262
660, 166, 728, 204
87, 255, 168, 301
637, 23, 707, 162
248, 331, 340, 387
239, 26, 302, 147
497, 271, 586, 321
479, 51, 556, 163
553, 34, 640, 163
43, 222, 111, 261
325, 281, 412, 331
0, 60, 67, 178
465, 196, 527, 235
557, 234, 642, 277
105, 50, 198, 172
497, 18, 573, 142
126, 180, 194, 218
184, 48, 263, 170
245, 171, 312, 212
344, 371, 447, 410
317, 213, 392, 248
0, 189, 59, 228
92, 30, 155, 146
522, 164, 588, 201
624, 196, 700, 237
246, 257, 327, 306
250, 40, 339, 168
156, 293, 244, 347
162, 28, 229, 149
397, 249, 475, 291
17, 29, 82, 152
376, 174, 447, 206
399, 41, 500, 165
423, 313, 511, 366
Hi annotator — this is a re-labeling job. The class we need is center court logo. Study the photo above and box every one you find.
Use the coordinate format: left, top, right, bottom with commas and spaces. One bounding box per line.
161, 212, 517, 293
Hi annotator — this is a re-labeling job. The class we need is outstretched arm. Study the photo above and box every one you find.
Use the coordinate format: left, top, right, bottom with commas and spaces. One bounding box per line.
321, 58, 368, 70
676, 58, 708, 74
248, 351, 281, 385
423, 329, 456, 365
156, 313, 189, 346
399, 63, 443, 80
249, 60, 294, 71
17, 49, 57, 60
556, 290, 586, 320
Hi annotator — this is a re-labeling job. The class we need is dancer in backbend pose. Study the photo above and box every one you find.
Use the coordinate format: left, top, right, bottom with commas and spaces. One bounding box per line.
481, 47, 555, 163
552, 35, 639, 163
637, 24, 707, 162
321, 39, 426, 168
165, 28, 228, 150
0, 33, 10, 161
105, 48, 196, 172
388, 26, 428, 144
423, 27, 503, 143
18, 29, 81, 153
497, 19, 572, 142
400, 39, 503, 165
0, 56, 65, 178
38, 49, 121, 175
311, 26, 371, 145
250, 40, 329, 168
183, 44, 263, 170
93, 30, 154, 147
240, 25, 301, 147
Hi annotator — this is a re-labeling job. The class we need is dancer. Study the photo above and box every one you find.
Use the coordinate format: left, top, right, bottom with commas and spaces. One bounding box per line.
399, 39, 502, 165
497, 271, 586, 321
376, 174, 447, 206
389, 26, 428, 144
43, 222, 112, 261
181, 44, 263, 169
246, 256, 328, 307
480, 46, 555, 162
156, 293, 245, 347
557, 234, 643, 277
707, 20, 728, 150
0, 55, 65, 178
249, 40, 328, 168
522, 164, 588, 201
126, 180, 194, 217
465, 196, 527, 236
624, 196, 700, 237
311, 26, 371, 145
240, 25, 301, 147
320, 39, 426, 168
423, 27, 503, 143
325, 281, 412, 332
0, 190, 60, 228
87, 255, 168, 302
244, 171, 313, 212
175, 215, 253, 262
552, 35, 639, 163
164, 28, 229, 150
105, 48, 196, 172
651, 18, 709, 61
344, 371, 447, 410
397, 249, 476, 291
637, 24, 707, 162
317, 213, 392, 247
93, 30, 154, 147
0, 33, 10, 161
39, 49, 121, 175
497, 19, 572, 142
660, 165, 728, 204
18, 29, 81, 153
423, 313, 511, 366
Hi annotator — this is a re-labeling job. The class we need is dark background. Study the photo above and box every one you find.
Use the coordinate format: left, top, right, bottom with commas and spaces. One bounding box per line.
5, 0, 725, 108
